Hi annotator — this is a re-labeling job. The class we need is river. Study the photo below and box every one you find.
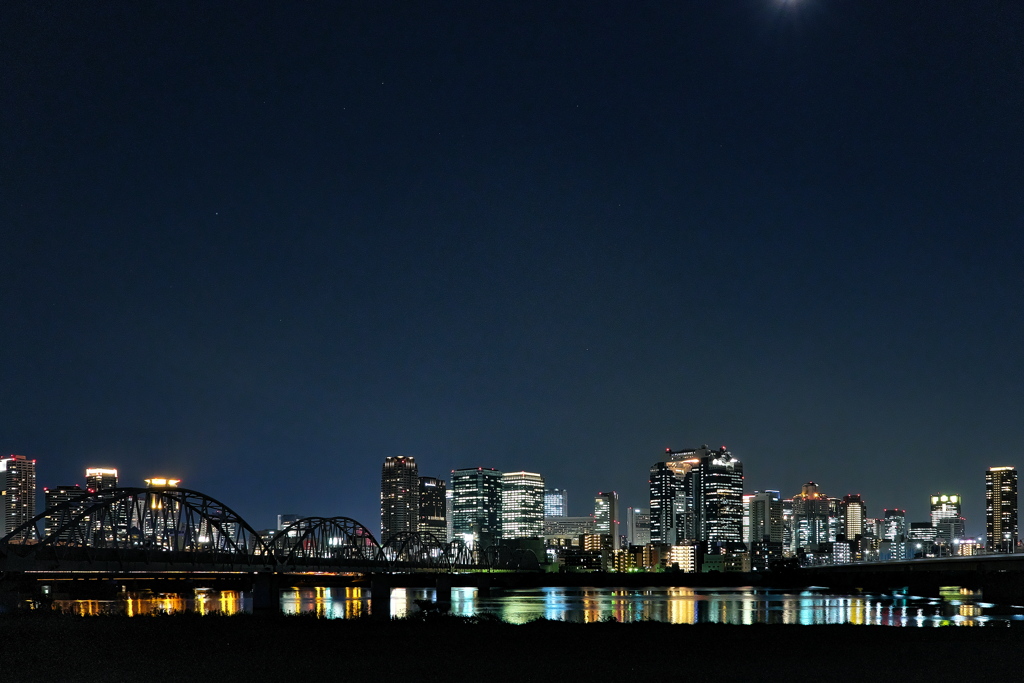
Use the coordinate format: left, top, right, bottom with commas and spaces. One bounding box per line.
50, 585, 1024, 626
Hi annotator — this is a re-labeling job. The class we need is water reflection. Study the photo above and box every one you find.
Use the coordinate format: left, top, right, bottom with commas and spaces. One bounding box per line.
452, 587, 1016, 626
279, 587, 373, 618
48, 585, 1017, 626
54, 589, 247, 616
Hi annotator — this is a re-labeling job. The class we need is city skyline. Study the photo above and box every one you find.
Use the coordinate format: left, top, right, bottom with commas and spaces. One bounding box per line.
4, 2, 1023, 535
7, 448, 1010, 546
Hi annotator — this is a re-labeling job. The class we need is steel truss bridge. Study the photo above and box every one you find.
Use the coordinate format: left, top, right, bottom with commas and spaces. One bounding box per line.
0, 487, 540, 577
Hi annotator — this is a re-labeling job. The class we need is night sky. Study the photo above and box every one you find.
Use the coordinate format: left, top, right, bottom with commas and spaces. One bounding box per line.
3, 1, 1023, 535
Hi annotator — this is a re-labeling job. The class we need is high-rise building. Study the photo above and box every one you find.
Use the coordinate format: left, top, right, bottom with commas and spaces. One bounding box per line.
593, 491, 620, 549
445, 489, 453, 542
881, 509, 907, 561
782, 498, 795, 552
627, 506, 651, 546
85, 468, 118, 492
909, 522, 938, 558
649, 447, 706, 545
841, 494, 866, 540
501, 471, 545, 539
381, 456, 419, 542
451, 467, 502, 549
863, 518, 883, 539
930, 493, 965, 546
544, 488, 568, 517
649, 445, 743, 546
883, 508, 907, 542
748, 490, 783, 544
792, 482, 830, 552
542, 516, 595, 540
986, 466, 1018, 553
745, 493, 753, 540
693, 447, 743, 543
277, 513, 303, 531
43, 484, 85, 540
930, 493, 962, 526
827, 497, 842, 542
141, 477, 181, 545
418, 476, 447, 542
0, 455, 37, 537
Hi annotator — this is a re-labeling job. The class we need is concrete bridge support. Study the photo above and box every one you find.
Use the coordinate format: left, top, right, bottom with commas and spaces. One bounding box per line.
435, 574, 452, 603
252, 572, 280, 614
370, 574, 391, 620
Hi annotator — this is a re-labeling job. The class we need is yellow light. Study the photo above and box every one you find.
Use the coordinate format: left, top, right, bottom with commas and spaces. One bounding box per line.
145, 478, 181, 487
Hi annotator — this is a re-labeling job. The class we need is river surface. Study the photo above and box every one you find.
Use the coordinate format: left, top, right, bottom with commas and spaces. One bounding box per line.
50, 585, 1024, 626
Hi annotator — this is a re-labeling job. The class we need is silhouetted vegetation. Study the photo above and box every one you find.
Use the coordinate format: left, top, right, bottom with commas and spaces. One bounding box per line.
0, 610, 1020, 682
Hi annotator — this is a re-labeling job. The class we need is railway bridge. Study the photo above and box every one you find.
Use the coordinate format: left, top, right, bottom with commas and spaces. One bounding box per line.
0, 487, 539, 605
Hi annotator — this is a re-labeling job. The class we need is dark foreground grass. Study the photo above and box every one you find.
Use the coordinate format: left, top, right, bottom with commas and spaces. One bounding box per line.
1, 611, 1021, 682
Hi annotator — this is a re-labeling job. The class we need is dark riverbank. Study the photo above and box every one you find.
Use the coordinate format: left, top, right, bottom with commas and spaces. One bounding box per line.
0, 612, 1020, 682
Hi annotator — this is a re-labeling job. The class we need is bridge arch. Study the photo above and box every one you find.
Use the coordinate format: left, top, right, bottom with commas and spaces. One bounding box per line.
381, 531, 451, 570
0, 487, 271, 565
444, 538, 474, 569
269, 517, 383, 571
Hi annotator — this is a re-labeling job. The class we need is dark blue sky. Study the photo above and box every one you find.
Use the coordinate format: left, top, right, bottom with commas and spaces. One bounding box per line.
3, 1, 1023, 534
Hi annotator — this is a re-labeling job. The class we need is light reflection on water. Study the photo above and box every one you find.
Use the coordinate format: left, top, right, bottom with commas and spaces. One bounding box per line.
51, 585, 1013, 626
449, 587, 1004, 626
54, 590, 248, 616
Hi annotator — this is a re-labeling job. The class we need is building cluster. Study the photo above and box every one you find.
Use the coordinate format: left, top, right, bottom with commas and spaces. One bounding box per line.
0, 455, 186, 540
1, 448, 1019, 574
373, 448, 1022, 573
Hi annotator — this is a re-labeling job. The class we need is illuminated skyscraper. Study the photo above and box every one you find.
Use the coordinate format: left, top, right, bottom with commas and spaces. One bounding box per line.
627, 506, 651, 546
883, 508, 907, 541
85, 468, 118, 492
782, 498, 795, 551
882, 508, 908, 561
418, 476, 447, 542
544, 488, 568, 517
694, 447, 743, 543
792, 482, 830, 552
451, 467, 502, 549
746, 490, 783, 570
85, 468, 121, 542
748, 490, 783, 544
841, 494, 866, 539
43, 485, 85, 540
445, 489, 453, 542
593, 491, 620, 549
140, 477, 182, 546
0, 455, 36, 537
381, 456, 419, 542
743, 494, 754, 543
986, 466, 1017, 553
930, 493, 962, 526
930, 493, 965, 546
649, 447, 706, 545
501, 471, 545, 539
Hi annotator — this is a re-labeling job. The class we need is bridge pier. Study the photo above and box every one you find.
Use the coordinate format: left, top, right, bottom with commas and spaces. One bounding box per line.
435, 574, 451, 604
477, 574, 491, 597
252, 572, 280, 614
370, 574, 391, 620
